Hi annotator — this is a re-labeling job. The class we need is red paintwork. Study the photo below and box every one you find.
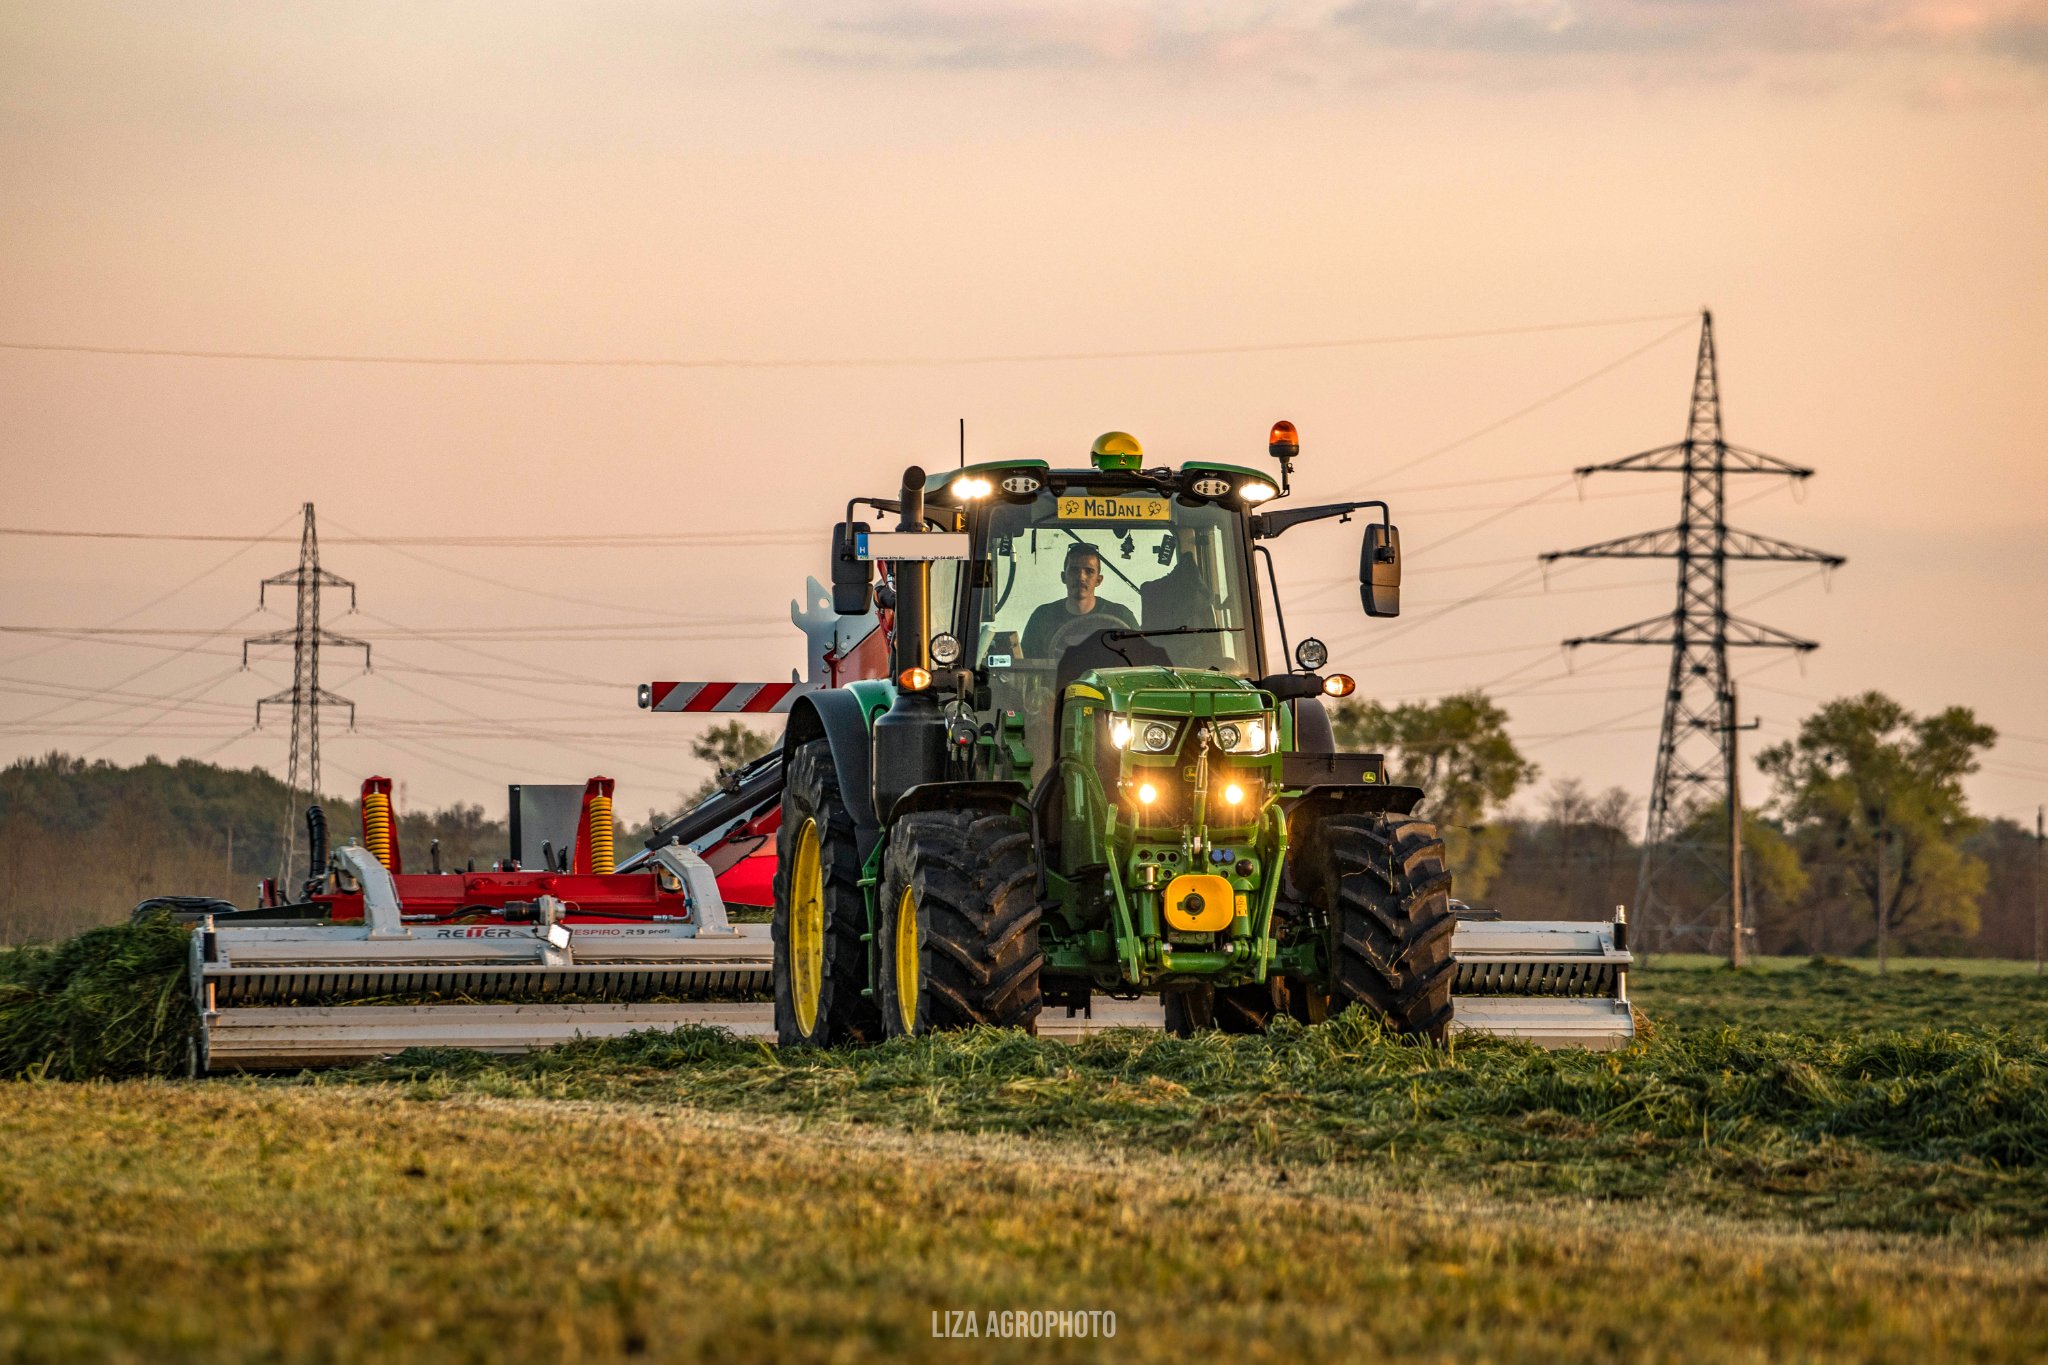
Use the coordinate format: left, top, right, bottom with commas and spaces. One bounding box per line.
316, 870, 690, 923
717, 855, 776, 909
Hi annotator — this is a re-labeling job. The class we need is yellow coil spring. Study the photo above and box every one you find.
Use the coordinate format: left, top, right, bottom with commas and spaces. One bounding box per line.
586, 793, 615, 874
362, 792, 395, 870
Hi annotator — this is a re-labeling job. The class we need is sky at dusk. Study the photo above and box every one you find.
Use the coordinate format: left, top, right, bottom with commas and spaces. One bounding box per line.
3, 1, 2045, 832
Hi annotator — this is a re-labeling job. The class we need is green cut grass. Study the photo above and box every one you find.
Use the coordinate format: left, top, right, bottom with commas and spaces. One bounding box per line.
343, 997, 2048, 1238
1632, 958, 2048, 1034
1653, 953, 2046, 976
0, 913, 195, 1080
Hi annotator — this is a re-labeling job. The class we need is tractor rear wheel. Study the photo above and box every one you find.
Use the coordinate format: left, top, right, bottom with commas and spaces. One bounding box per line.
773, 739, 878, 1046
876, 807, 1041, 1036
1295, 813, 1456, 1042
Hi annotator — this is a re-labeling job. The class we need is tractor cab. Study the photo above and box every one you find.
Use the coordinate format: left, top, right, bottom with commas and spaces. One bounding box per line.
924, 437, 1273, 781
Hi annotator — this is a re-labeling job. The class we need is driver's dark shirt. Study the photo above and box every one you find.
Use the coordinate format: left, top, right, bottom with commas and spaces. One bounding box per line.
1022, 596, 1138, 657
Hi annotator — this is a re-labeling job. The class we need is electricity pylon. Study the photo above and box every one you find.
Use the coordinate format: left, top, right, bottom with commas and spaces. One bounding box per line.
243, 503, 369, 886
1542, 312, 1844, 954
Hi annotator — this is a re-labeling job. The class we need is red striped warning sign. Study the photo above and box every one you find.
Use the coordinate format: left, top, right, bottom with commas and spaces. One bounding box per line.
639, 681, 810, 714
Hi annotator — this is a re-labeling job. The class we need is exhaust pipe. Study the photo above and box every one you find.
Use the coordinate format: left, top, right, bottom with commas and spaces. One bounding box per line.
871, 465, 946, 822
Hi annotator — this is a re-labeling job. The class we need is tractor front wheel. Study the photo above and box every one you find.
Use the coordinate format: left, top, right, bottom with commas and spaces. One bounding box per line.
1296, 814, 1456, 1042
876, 807, 1041, 1037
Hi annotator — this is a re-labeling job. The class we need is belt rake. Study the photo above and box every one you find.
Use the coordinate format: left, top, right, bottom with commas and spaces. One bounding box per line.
186, 775, 774, 1073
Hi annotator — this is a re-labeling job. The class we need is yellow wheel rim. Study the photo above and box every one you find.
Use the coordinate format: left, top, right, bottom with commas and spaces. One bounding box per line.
894, 884, 921, 1034
790, 817, 824, 1036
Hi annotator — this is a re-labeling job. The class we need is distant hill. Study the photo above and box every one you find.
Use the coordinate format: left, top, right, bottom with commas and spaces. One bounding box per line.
0, 753, 508, 945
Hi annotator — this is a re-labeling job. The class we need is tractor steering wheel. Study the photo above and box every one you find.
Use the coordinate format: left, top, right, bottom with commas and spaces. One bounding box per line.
1047, 613, 1129, 659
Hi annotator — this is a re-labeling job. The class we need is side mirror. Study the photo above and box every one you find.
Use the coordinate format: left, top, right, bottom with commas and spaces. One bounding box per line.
1360, 523, 1401, 618
831, 521, 872, 616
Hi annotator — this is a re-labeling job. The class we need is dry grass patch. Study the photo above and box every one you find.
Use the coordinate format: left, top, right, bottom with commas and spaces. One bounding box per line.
3, 1082, 2046, 1364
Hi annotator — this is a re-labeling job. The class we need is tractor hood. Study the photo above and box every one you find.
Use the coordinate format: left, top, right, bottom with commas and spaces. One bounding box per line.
1071, 666, 1272, 719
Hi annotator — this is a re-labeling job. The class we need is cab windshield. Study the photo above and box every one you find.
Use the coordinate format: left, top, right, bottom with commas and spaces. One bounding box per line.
968, 487, 1259, 678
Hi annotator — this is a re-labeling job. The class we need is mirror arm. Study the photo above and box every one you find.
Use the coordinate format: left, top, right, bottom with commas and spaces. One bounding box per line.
1251, 499, 1389, 540
845, 495, 948, 532
1254, 544, 1290, 672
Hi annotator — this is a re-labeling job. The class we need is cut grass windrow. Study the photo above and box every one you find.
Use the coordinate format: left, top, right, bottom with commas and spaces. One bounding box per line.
0, 914, 194, 1080
344, 1006, 2048, 1238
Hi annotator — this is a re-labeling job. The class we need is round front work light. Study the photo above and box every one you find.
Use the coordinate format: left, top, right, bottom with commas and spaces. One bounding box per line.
899, 666, 932, 691
1323, 673, 1356, 698
1137, 783, 1159, 806
999, 472, 1044, 496
1213, 722, 1241, 750
1224, 783, 1245, 806
929, 632, 962, 666
1294, 637, 1329, 671
1239, 480, 1278, 504
1190, 474, 1231, 499
951, 475, 993, 499
1142, 721, 1176, 752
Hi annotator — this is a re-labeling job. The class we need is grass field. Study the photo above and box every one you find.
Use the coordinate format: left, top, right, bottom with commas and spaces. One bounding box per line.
3, 956, 2046, 1361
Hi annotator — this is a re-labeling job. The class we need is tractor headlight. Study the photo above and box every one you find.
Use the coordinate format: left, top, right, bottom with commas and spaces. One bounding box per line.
1211, 716, 1275, 754
1110, 714, 1180, 754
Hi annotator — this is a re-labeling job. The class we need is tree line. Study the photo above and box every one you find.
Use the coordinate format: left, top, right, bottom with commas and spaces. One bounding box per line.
1333, 688, 2034, 959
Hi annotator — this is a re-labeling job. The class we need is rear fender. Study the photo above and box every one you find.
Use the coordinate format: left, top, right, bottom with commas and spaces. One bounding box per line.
889, 780, 1031, 825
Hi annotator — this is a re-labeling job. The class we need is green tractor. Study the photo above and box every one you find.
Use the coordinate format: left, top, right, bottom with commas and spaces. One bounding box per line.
771, 422, 1462, 1045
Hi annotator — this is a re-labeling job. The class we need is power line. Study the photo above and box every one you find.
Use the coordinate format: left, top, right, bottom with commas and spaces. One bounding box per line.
1334, 318, 1699, 496
0, 510, 297, 672
0, 525, 812, 548
324, 513, 742, 622
0, 312, 1693, 370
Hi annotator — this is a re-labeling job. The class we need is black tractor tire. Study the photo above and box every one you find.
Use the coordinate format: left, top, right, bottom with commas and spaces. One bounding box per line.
876, 807, 1041, 1037
1161, 982, 1284, 1037
1293, 814, 1456, 1042
773, 739, 879, 1047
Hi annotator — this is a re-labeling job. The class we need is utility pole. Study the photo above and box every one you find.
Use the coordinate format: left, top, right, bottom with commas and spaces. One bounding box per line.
2034, 805, 2043, 977
243, 503, 369, 886
1543, 311, 1844, 954
1723, 681, 1760, 968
